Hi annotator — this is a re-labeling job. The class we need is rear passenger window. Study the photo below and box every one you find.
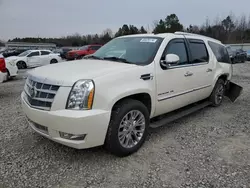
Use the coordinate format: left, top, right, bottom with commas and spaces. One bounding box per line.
208, 41, 231, 63
188, 40, 209, 63
41, 51, 51, 55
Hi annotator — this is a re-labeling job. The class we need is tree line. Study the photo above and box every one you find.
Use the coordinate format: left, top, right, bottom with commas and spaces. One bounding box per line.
7, 13, 250, 47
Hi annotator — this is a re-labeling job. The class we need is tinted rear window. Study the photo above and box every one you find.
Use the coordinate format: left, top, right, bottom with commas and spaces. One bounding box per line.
208, 41, 231, 63
188, 40, 209, 63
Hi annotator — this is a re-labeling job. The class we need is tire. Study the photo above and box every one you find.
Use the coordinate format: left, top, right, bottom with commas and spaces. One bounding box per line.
209, 79, 225, 107
6, 70, 12, 80
50, 59, 58, 64
105, 99, 150, 157
16, 61, 27, 69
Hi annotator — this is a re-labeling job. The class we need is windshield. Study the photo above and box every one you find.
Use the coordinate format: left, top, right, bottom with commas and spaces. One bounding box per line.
79, 45, 89, 50
92, 36, 163, 65
18, 50, 31, 57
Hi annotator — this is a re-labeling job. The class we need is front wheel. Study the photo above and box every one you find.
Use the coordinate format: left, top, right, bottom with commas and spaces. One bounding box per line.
209, 79, 225, 107
105, 99, 149, 157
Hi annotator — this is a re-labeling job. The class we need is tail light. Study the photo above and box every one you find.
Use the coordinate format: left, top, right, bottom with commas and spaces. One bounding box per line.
0, 58, 7, 73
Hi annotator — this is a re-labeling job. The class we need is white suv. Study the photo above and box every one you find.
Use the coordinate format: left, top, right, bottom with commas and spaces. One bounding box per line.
21, 32, 238, 157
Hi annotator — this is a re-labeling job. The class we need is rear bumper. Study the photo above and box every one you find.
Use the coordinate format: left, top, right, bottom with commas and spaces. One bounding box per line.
0, 72, 7, 83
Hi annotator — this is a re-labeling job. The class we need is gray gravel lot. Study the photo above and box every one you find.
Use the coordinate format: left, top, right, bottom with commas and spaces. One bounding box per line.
0, 63, 250, 188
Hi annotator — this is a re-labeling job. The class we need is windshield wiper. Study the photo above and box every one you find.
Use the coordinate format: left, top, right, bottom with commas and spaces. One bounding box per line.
103, 56, 133, 64
84, 55, 103, 60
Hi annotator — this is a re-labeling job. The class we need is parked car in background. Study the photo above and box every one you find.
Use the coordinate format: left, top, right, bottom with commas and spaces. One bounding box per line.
60, 48, 73, 59
246, 50, 250, 60
0, 54, 7, 83
235, 49, 247, 63
21, 32, 242, 157
6, 50, 62, 69
226, 46, 247, 63
5, 57, 18, 80
66, 44, 102, 60
2, 49, 27, 58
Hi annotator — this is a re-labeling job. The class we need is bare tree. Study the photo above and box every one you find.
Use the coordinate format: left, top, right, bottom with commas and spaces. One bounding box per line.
102, 28, 113, 38
238, 14, 247, 44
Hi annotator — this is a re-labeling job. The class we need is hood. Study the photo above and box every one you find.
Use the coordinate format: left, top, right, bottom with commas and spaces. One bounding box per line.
28, 59, 137, 86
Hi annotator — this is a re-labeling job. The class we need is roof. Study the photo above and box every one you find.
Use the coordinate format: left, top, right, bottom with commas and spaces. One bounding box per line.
117, 32, 222, 44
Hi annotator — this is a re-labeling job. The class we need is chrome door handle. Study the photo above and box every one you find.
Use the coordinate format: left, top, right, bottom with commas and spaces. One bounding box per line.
206, 68, 213, 72
184, 72, 193, 77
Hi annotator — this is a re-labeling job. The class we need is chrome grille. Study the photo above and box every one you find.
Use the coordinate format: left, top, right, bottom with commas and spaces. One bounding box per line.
23, 77, 60, 111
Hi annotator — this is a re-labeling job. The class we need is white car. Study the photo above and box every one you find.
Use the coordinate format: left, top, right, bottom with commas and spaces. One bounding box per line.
6, 50, 62, 69
21, 32, 242, 157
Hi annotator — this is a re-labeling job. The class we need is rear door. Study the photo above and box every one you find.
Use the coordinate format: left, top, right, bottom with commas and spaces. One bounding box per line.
26, 51, 41, 67
40, 51, 51, 66
185, 37, 215, 101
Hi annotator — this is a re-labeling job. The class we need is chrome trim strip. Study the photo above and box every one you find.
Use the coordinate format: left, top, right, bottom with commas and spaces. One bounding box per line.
167, 62, 209, 69
158, 85, 211, 101
22, 92, 51, 111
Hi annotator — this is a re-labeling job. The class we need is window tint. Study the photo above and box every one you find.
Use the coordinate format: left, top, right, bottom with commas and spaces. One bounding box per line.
90, 46, 101, 50
27, 51, 40, 57
164, 40, 188, 65
41, 51, 50, 55
188, 40, 209, 63
208, 41, 230, 63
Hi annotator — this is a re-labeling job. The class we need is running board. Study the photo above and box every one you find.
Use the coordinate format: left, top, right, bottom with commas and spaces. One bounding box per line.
150, 101, 212, 128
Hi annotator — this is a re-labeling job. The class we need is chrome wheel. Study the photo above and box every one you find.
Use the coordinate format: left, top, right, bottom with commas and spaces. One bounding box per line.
118, 110, 145, 149
215, 84, 224, 104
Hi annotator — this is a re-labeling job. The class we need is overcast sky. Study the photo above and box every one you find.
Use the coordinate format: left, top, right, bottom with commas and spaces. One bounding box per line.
0, 0, 250, 40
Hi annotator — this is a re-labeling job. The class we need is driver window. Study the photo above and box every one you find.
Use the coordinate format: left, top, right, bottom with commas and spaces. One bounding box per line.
162, 40, 189, 66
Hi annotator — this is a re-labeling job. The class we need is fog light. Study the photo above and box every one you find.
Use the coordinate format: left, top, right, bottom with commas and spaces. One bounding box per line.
59, 132, 86, 141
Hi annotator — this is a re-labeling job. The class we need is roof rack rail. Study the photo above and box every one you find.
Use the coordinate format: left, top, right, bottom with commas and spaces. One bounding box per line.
174, 31, 222, 43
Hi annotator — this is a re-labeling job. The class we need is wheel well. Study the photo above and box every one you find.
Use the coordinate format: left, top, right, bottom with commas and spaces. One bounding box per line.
113, 93, 152, 114
218, 74, 228, 82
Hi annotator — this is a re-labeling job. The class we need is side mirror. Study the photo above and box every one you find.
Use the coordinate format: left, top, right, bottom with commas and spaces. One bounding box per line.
160, 54, 180, 68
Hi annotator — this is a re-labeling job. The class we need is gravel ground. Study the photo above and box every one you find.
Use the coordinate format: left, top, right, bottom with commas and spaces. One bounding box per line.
0, 63, 250, 188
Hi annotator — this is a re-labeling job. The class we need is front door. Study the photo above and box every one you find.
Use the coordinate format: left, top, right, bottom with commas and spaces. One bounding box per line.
155, 38, 196, 117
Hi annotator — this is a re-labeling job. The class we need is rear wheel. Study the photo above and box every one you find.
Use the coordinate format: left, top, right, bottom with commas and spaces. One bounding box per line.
209, 79, 225, 107
50, 59, 58, 64
105, 99, 149, 157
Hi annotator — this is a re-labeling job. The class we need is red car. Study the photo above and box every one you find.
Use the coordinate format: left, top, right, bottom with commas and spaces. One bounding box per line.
66, 44, 102, 60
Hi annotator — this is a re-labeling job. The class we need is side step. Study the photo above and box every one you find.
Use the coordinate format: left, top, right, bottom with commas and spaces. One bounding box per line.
150, 100, 212, 128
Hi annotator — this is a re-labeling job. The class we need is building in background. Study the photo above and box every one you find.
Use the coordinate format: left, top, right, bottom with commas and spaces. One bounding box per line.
5, 42, 57, 50
228, 43, 250, 51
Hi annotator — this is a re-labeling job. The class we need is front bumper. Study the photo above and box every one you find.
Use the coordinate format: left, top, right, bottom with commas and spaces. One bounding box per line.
21, 92, 111, 149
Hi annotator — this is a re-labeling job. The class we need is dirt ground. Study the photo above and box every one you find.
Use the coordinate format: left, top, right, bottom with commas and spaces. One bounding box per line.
0, 63, 250, 188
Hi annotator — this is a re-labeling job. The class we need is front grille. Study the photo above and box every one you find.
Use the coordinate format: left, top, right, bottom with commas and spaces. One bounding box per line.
23, 77, 60, 111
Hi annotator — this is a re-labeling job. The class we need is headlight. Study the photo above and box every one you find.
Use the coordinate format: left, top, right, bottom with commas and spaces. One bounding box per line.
66, 80, 95, 110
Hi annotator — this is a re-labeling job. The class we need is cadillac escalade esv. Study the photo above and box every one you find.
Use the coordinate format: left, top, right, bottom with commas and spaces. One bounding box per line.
21, 32, 242, 157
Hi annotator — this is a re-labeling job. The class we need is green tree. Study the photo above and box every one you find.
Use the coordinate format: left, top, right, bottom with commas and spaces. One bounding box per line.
165, 14, 183, 33
140, 26, 147, 33
153, 19, 167, 34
